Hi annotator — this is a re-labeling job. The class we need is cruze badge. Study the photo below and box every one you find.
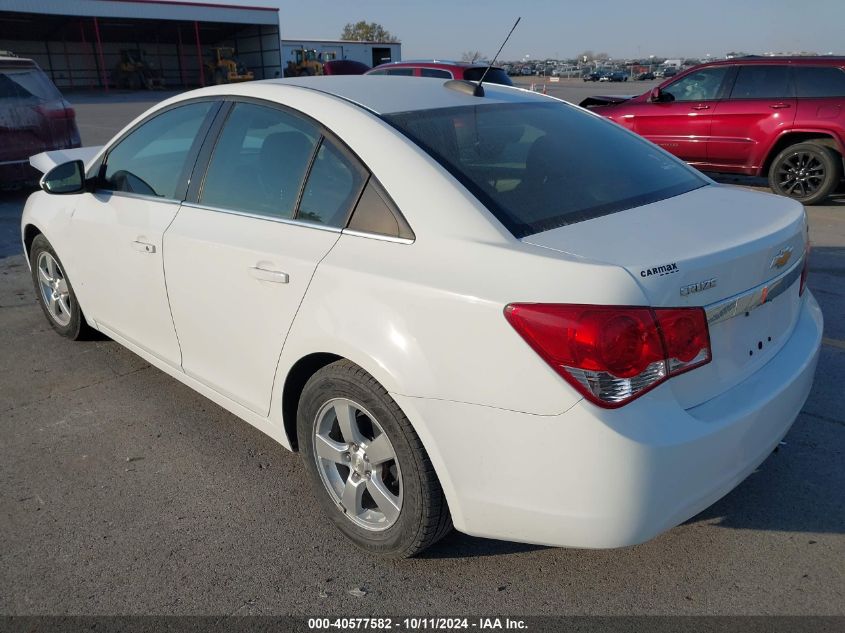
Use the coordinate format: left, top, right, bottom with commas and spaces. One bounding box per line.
680, 278, 718, 297
770, 246, 793, 269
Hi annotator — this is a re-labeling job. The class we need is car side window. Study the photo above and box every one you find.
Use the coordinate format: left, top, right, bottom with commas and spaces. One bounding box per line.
730, 65, 791, 99
421, 68, 452, 79
795, 66, 845, 98
662, 67, 730, 102
200, 102, 319, 219
297, 139, 366, 227
386, 68, 414, 76
102, 101, 213, 199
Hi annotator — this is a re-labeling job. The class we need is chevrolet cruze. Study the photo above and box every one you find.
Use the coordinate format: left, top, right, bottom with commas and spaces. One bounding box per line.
22, 77, 822, 557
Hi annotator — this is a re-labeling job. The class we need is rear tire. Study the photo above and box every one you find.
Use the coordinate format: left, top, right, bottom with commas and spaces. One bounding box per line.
297, 360, 452, 558
29, 234, 94, 340
768, 142, 842, 205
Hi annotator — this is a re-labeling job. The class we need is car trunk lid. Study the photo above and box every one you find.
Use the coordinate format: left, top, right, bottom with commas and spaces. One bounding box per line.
522, 184, 808, 409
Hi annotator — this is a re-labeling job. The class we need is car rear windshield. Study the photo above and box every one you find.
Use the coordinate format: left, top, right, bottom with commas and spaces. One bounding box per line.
0, 67, 61, 101
463, 67, 513, 86
383, 102, 705, 238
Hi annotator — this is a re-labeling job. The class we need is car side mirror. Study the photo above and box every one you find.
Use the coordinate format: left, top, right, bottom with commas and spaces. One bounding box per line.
40, 160, 86, 195
649, 87, 673, 103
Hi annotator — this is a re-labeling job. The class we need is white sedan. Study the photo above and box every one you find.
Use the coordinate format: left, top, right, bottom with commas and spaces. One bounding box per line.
22, 76, 822, 558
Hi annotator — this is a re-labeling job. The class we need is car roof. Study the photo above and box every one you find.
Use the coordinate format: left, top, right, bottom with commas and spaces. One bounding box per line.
696, 56, 845, 67
253, 76, 548, 115
0, 55, 37, 68
370, 60, 502, 72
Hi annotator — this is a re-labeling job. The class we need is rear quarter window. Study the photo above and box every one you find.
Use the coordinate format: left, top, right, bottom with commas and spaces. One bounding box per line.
795, 66, 845, 98
384, 102, 705, 238
0, 67, 61, 101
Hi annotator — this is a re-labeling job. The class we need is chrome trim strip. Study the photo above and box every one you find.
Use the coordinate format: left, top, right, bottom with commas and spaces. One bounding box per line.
704, 256, 804, 326
341, 228, 415, 244
180, 202, 343, 233
95, 189, 181, 205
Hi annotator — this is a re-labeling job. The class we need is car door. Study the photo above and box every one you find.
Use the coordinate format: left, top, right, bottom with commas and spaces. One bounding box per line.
164, 100, 367, 415
709, 64, 796, 171
629, 65, 732, 165
66, 99, 219, 366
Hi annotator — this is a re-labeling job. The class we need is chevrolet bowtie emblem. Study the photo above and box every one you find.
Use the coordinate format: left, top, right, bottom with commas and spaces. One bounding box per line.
770, 246, 793, 269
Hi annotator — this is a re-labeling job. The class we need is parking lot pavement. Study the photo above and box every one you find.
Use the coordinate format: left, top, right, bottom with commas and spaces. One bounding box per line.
0, 91, 843, 616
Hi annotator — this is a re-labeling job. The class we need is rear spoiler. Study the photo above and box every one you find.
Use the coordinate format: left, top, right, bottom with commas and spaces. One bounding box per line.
29, 146, 103, 174
579, 95, 635, 109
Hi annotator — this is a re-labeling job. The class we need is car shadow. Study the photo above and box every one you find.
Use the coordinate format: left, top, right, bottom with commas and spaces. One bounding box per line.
706, 172, 845, 206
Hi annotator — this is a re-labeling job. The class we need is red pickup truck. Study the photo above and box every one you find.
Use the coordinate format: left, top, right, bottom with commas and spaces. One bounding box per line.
581, 57, 845, 205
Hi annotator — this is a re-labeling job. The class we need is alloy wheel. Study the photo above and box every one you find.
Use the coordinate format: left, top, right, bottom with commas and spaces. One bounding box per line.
36, 251, 72, 327
313, 398, 403, 531
777, 151, 826, 198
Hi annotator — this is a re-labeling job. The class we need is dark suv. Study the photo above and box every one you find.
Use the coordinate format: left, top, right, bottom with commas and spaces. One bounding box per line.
0, 54, 81, 186
582, 57, 845, 204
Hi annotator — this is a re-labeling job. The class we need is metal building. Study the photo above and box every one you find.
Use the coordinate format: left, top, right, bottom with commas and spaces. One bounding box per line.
0, 0, 281, 90
281, 38, 401, 71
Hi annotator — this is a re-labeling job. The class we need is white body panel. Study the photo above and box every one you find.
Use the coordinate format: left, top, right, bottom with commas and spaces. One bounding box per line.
164, 205, 340, 415
21, 78, 824, 549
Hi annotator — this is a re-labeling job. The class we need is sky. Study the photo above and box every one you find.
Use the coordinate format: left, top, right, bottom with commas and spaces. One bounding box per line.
190, 0, 844, 61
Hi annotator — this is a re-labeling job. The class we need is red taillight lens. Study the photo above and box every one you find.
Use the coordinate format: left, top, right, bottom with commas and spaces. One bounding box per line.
35, 101, 75, 120
799, 246, 810, 297
504, 303, 711, 408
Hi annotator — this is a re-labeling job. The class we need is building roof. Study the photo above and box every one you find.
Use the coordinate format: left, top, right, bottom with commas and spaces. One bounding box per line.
1, 0, 279, 25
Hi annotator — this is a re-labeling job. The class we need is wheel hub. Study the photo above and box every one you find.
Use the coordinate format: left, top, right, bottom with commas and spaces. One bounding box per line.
349, 445, 370, 478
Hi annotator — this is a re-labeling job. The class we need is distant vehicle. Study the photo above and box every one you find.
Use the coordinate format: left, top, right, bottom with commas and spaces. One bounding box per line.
0, 54, 80, 186
285, 48, 324, 77
366, 61, 513, 86
520, 67, 534, 76
606, 70, 629, 82
113, 49, 164, 90
637, 71, 655, 80
205, 47, 253, 84
663, 67, 678, 78
582, 71, 603, 82
581, 56, 845, 204
322, 60, 370, 76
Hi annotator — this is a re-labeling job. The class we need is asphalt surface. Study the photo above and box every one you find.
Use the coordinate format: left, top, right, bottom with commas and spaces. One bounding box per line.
0, 84, 843, 616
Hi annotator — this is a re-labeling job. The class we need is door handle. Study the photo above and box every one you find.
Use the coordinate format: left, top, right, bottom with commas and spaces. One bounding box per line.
131, 240, 156, 254
249, 265, 289, 284
690, 104, 710, 110
769, 103, 791, 109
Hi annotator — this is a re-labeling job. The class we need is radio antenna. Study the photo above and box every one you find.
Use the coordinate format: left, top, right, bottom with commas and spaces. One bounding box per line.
476, 17, 521, 92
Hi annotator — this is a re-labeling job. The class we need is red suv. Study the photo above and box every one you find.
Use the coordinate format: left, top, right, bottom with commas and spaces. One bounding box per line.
582, 57, 845, 204
366, 60, 513, 87
0, 54, 81, 186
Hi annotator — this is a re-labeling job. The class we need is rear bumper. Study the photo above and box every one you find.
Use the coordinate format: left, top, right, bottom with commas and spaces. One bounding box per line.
393, 291, 823, 548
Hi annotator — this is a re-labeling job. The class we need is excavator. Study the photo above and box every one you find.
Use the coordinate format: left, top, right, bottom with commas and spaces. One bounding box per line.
205, 47, 254, 84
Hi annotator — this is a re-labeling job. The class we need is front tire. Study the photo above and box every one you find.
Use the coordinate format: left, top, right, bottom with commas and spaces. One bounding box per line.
298, 360, 452, 558
768, 142, 842, 205
29, 234, 93, 340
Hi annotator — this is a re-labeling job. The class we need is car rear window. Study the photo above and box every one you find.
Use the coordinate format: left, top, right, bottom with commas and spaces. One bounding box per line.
794, 66, 845, 98
0, 67, 61, 101
463, 67, 513, 86
384, 102, 705, 238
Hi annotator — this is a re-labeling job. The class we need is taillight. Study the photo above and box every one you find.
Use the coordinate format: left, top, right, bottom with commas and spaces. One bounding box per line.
799, 246, 810, 297
35, 101, 75, 120
504, 303, 712, 408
